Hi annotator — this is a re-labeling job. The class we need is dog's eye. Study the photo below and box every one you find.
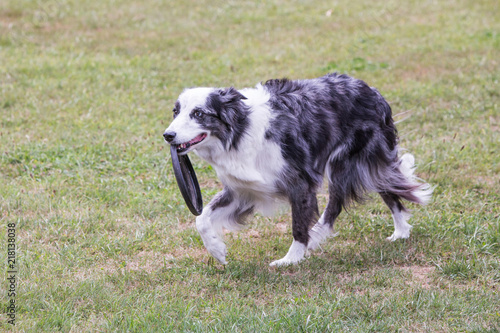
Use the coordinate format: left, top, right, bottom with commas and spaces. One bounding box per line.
194, 109, 203, 118
172, 107, 179, 116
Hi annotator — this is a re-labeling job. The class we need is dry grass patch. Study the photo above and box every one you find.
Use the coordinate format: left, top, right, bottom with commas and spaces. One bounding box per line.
400, 265, 436, 290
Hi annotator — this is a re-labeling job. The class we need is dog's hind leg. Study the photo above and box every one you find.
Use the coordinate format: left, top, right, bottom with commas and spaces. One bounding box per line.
196, 188, 253, 265
379, 153, 432, 241
380, 193, 412, 241
270, 190, 318, 267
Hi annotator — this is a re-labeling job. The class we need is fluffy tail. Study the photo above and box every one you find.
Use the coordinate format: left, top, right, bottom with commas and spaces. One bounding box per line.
398, 153, 433, 205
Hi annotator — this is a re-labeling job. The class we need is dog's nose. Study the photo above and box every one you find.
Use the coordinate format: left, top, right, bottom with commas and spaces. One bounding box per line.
163, 131, 176, 143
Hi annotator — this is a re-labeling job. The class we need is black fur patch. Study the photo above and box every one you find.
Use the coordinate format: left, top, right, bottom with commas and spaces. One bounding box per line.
211, 188, 234, 211
349, 128, 374, 157
201, 87, 250, 150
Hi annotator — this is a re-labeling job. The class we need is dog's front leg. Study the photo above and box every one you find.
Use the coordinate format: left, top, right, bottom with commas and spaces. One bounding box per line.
196, 210, 228, 265
270, 190, 318, 267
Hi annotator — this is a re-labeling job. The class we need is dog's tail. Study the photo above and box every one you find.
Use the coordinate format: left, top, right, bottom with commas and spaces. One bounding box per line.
396, 153, 433, 205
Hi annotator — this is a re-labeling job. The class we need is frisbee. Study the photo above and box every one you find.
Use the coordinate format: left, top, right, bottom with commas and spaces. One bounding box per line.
170, 145, 203, 216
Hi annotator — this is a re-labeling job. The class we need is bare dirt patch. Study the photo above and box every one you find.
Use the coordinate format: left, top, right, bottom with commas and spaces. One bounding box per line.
246, 229, 261, 238
170, 246, 208, 262
275, 222, 288, 233
400, 265, 436, 289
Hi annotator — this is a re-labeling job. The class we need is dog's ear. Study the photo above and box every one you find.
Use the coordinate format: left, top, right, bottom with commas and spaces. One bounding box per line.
218, 87, 247, 103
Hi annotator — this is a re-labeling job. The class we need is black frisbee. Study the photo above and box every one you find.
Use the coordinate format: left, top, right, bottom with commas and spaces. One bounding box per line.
170, 145, 203, 216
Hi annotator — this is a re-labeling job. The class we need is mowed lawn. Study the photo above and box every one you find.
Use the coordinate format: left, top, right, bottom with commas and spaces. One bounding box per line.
1, 0, 499, 331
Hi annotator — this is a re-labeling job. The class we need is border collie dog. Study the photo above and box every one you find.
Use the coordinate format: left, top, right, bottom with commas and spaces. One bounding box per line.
163, 73, 432, 266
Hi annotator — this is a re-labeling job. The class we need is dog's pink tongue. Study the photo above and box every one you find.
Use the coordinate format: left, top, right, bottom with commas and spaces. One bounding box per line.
189, 133, 207, 144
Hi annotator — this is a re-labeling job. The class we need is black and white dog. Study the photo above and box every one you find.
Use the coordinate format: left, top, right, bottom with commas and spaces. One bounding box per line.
163, 73, 432, 266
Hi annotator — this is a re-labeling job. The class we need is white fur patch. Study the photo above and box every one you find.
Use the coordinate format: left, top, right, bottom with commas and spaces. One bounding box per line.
386, 209, 412, 241
308, 213, 338, 251
270, 240, 307, 266
399, 153, 433, 205
195, 207, 228, 264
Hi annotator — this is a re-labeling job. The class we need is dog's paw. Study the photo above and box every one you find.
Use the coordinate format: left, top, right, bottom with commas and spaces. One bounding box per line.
269, 257, 302, 267
386, 231, 410, 242
269, 240, 306, 267
206, 238, 228, 265
208, 246, 227, 265
308, 230, 339, 251
216, 257, 228, 265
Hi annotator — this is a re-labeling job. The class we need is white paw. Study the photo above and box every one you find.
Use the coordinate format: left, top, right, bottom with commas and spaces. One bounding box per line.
196, 214, 228, 264
206, 237, 228, 265
307, 213, 339, 251
307, 239, 322, 252
386, 231, 410, 242
270, 257, 302, 267
308, 229, 339, 251
308, 228, 325, 251
270, 240, 306, 267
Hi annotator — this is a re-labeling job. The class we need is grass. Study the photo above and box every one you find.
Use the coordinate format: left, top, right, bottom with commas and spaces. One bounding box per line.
0, 0, 499, 331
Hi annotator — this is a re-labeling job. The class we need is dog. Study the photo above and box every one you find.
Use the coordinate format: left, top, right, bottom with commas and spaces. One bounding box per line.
163, 73, 432, 266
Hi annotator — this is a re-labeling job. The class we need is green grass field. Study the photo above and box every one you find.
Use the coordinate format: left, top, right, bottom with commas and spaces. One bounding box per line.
1, 0, 499, 331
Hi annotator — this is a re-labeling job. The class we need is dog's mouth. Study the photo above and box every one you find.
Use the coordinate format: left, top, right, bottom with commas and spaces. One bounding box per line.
173, 133, 207, 154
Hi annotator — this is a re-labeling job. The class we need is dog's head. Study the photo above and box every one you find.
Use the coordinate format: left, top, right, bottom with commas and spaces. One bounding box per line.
163, 87, 249, 154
